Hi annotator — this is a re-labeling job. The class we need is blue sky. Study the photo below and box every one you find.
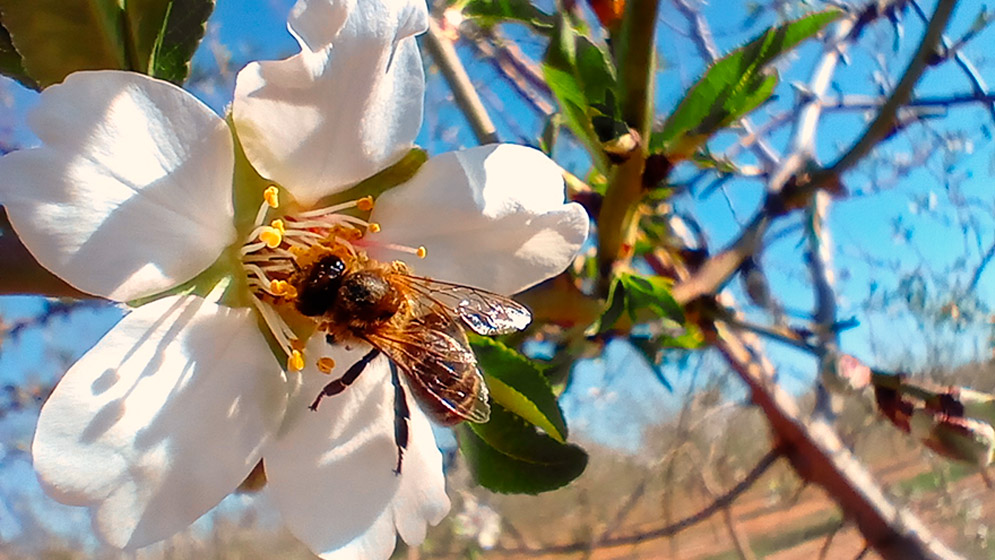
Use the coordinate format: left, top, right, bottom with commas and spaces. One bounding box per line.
1, 0, 994, 550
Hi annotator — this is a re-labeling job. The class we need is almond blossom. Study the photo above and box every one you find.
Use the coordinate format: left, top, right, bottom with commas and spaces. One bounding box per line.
0, 0, 588, 558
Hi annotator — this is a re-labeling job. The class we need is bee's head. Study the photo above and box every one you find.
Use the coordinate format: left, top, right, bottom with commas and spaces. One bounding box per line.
294, 254, 347, 317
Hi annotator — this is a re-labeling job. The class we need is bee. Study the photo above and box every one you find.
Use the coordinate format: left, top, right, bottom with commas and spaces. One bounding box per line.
291, 252, 532, 473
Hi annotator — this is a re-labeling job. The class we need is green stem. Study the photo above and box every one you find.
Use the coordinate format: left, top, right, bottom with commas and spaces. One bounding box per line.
596, 0, 660, 295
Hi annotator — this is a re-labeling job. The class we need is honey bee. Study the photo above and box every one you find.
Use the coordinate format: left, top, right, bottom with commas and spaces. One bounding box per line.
290, 252, 532, 472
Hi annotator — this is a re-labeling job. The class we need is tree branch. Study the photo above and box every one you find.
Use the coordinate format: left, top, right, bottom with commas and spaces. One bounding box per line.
713, 321, 962, 560
422, 17, 499, 145
0, 206, 90, 298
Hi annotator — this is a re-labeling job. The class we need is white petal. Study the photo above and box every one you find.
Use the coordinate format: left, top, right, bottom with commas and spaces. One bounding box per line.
32, 295, 287, 549
266, 339, 448, 559
366, 145, 591, 294
232, 0, 427, 206
0, 71, 236, 301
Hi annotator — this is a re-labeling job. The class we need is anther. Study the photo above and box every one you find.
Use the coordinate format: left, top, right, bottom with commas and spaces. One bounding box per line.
270, 279, 285, 295
288, 350, 305, 372
356, 196, 375, 212
368, 222, 381, 233
317, 357, 336, 374
270, 219, 286, 233
264, 186, 280, 208
259, 226, 283, 249
416, 246, 427, 259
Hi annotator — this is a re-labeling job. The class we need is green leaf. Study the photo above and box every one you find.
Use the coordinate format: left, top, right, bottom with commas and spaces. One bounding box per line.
597, 272, 684, 333
458, 403, 587, 494
0, 0, 128, 87
623, 273, 683, 323
0, 21, 34, 89
595, 270, 629, 334
652, 9, 841, 157
461, 0, 554, 29
126, 0, 215, 84
542, 15, 616, 171
0, 0, 213, 88
470, 336, 568, 442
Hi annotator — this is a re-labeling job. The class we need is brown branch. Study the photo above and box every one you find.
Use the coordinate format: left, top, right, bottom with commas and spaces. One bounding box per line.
491, 448, 782, 555
466, 34, 555, 116
712, 321, 962, 560
0, 206, 90, 298
671, 0, 957, 305
819, 0, 957, 179
422, 18, 500, 145
908, 0, 995, 125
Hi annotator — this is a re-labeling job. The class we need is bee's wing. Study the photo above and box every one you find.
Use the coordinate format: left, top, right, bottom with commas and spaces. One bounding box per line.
365, 313, 490, 425
393, 275, 532, 336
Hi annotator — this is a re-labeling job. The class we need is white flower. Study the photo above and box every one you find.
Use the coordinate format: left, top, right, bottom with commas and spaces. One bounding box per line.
0, 0, 589, 558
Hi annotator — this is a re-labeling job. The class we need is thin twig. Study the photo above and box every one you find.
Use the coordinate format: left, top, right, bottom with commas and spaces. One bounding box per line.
820, 0, 957, 178
909, 0, 995, 125
672, 0, 957, 306
422, 18, 499, 145
491, 448, 782, 555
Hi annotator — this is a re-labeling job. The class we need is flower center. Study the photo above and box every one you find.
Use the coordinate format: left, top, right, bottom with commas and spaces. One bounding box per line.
239, 185, 425, 373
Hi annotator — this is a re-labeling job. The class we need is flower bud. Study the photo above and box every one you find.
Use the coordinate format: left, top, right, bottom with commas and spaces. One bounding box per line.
910, 409, 995, 467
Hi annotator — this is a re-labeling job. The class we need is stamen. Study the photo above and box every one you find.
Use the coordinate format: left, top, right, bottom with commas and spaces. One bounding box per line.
296, 199, 365, 218
270, 219, 286, 233
269, 279, 288, 295
264, 186, 280, 208
373, 241, 428, 259
356, 196, 375, 211
259, 226, 283, 249
249, 295, 297, 358
317, 357, 336, 374
368, 223, 381, 233
288, 350, 305, 372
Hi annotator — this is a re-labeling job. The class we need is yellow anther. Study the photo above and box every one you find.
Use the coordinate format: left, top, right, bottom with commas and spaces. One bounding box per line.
259, 226, 283, 249
269, 279, 286, 295
284, 284, 298, 298
287, 350, 305, 372
317, 357, 336, 374
270, 219, 285, 233
264, 186, 280, 208
356, 196, 375, 212
368, 222, 381, 233
416, 246, 427, 259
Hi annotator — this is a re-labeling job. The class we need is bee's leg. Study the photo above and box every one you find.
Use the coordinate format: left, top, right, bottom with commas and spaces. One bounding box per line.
309, 347, 381, 411
390, 363, 410, 475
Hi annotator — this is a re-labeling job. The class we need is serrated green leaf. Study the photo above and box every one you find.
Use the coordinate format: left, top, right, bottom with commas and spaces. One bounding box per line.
595, 271, 628, 334
0, 0, 128, 87
622, 273, 683, 323
462, 0, 554, 29
126, 0, 214, 84
0, 0, 212, 88
652, 9, 841, 157
542, 16, 615, 171
596, 272, 684, 333
470, 336, 567, 442
458, 403, 587, 494
0, 21, 34, 89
